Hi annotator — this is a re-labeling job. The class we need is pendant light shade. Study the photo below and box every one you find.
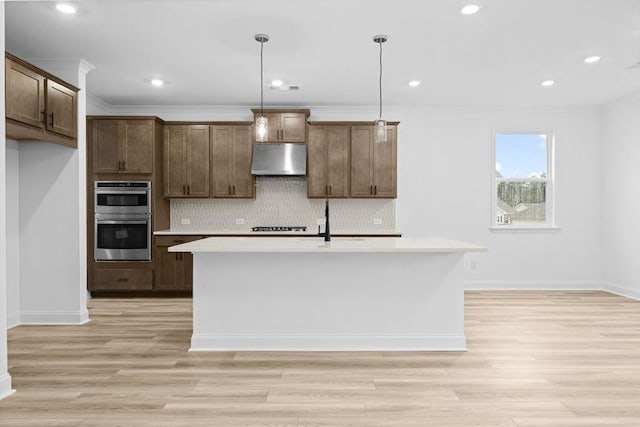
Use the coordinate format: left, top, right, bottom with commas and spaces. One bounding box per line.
255, 33, 270, 142
373, 34, 388, 143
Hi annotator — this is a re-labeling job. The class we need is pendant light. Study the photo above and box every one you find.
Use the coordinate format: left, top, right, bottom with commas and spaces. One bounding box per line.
373, 34, 388, 143
255, 33, 270, 142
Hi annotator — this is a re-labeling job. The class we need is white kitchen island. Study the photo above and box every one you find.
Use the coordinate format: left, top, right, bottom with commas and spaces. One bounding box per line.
170, 237, 486, 351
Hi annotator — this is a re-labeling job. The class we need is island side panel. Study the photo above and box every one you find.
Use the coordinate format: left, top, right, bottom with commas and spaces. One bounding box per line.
191, 251, 466, 351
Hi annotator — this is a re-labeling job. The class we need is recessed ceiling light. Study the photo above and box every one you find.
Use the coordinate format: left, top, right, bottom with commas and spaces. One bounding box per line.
541, 80, 555, 87
460, 4, 480, 15
55, 3, 76, 14
584, 56, 601, 64
150, 79, 164, 87
408, 80, 421, 87
271, 79, 283, 88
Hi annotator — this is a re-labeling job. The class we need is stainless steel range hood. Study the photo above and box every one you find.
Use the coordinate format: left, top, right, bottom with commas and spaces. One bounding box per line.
251, 143, 306, 176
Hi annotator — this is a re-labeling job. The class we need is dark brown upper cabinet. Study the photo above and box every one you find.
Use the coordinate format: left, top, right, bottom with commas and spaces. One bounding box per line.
5, 53, 78, 148
251, 109, 309, 143
307, 125, 350, 198
164, 125, 210, 198
350, 124, 397, 198
46, 80, 77, 138
92, 119, 154, 174
211, 125, 255, 198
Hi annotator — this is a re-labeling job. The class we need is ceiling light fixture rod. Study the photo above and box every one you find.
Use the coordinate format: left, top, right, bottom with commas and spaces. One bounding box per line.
373, 34, 388, 143
255, 33, 269, 115
254, 33, 270, 142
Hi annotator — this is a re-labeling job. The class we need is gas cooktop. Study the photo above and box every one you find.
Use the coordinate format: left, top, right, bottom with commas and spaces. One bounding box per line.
251, 226, 308, 232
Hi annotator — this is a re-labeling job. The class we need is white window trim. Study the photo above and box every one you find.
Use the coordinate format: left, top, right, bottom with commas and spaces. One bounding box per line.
490, 130, 558, 231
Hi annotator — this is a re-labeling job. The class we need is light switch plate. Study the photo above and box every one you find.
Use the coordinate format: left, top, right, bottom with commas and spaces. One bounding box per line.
181, 218, 191, 225
373, 218, 383, 225
235, 218, 245, 225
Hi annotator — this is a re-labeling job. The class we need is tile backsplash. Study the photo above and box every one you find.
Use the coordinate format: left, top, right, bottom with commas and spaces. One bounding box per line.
170, 177, 395, 232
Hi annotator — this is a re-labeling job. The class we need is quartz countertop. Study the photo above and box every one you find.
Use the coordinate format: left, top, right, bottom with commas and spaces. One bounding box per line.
169, 236, 487, 254
154, 229, 402, 237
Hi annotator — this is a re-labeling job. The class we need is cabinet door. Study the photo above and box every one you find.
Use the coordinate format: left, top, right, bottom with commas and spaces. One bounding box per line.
281, 113, 306, 142
164, 126, 188, 197
93, 120, 122, 174
155, 246, 180, 290
186, 125, 210, 197
5, 58, 45, 129
122, 120, 153, 173
307, 126, 329, 197
350, 126, 374, 197
262, 113, 280, 142
46, 80, 77, 138
210, 126, 234, 197
327, 126, 350, 198
231, 126, 255, 198
373, 125, 397, 198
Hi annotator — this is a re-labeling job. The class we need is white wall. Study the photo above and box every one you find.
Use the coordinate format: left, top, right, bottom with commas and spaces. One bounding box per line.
1, 0, 15, 400
99, 103, 605, 289
17, 142, 89, 323
395, 107, 604, 289
6, 140, 19, 328
603, 91, 640, 299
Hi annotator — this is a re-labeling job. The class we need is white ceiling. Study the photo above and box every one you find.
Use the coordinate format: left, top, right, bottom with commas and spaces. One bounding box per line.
5, 0, 640, 107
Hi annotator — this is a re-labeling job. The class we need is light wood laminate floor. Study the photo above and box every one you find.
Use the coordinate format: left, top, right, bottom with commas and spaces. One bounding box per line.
1, 291, 640, 426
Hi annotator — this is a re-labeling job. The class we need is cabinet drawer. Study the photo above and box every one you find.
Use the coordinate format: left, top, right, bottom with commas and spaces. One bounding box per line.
93, 269, 153, 290
155, 235, 203, 247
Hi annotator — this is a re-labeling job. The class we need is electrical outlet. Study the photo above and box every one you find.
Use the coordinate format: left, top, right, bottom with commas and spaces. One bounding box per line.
235, 218, 245, 225
470, 259, 478, 270
181, 218, 191, 225
373, 218, 383, 225
317, 218, 326, 225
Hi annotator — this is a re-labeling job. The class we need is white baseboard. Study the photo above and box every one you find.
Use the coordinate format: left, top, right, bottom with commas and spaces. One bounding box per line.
19, 309, 90, 325
603, 282, 640, 301
191, 333, 467, 352
465, 280, 602, 291
6, 313, 19, 329
0, 374, 14, 401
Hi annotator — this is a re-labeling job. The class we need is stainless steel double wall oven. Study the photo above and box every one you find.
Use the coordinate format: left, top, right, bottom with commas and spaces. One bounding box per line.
94, 181, 152, 261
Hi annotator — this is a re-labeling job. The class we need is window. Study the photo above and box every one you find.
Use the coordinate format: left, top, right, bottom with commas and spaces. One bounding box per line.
492, 132, 554, 228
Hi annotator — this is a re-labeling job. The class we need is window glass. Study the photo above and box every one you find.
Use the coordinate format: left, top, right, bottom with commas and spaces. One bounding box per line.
494, 133, 551, 227
495, 134, 547, 179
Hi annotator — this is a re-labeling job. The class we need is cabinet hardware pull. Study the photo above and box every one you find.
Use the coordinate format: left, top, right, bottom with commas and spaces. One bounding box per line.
174, 240, 185, 244
117, 278, 128, 282
182, 185, 186, 195
374, 185, 377, 195
122, 160, 126, 171
228, 185, 232, 195
187, 185, 190, 195
40, 110, 45, 123
233, 185, 236, 195
370, 185, 373, 195
329, 185, 332, 195
49, 112, 54, 127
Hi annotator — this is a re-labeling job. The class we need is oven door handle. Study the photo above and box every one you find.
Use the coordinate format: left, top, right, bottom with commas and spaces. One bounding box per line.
95, 191, 149, 195
96, 220, 149, 225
